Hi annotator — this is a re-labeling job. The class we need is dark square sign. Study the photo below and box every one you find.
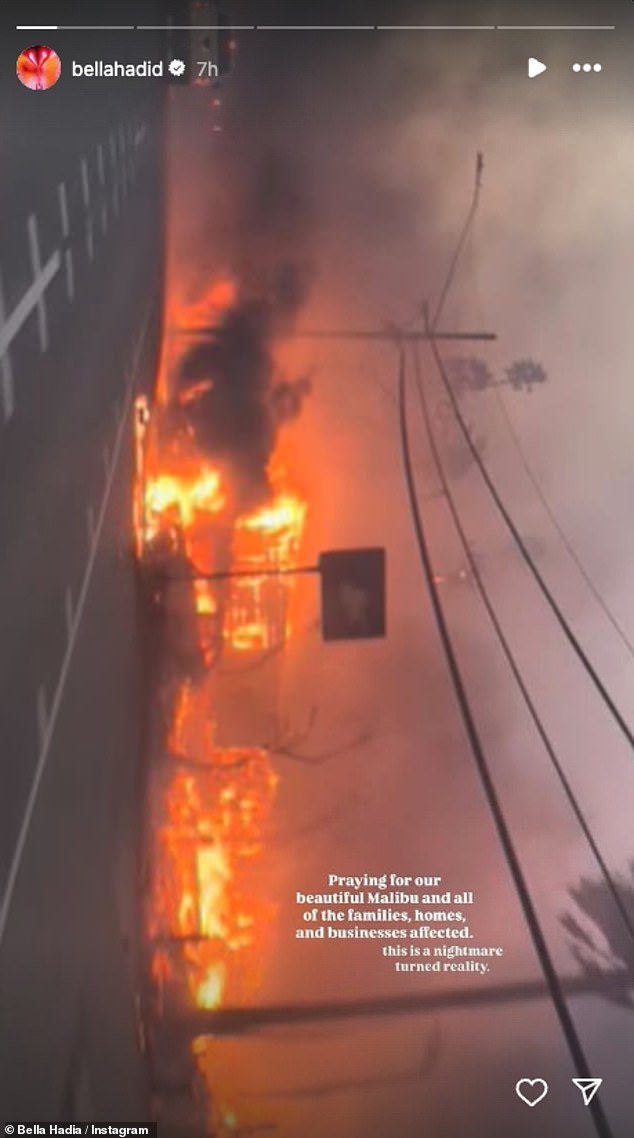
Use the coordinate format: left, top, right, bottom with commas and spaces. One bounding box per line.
318, 547, 386, 642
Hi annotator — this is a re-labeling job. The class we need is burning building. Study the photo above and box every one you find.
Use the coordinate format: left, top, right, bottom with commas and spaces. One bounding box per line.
133, 271, 310, 1135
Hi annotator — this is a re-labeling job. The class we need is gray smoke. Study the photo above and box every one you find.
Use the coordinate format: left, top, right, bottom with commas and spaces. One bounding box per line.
167, 144, 315, 512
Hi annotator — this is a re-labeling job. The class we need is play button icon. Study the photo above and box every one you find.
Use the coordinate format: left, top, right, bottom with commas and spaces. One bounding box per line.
528, 57, 547, 78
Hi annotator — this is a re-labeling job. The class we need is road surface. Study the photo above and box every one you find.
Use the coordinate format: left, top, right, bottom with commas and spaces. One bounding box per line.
0, 5, 167, 1121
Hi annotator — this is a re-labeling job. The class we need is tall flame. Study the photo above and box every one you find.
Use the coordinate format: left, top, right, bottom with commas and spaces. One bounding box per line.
136, 307, 307, 1133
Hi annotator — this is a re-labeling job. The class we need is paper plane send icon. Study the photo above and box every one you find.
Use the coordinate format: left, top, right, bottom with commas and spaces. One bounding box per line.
572, 1078, 603, 1106
528, 57, 547, 78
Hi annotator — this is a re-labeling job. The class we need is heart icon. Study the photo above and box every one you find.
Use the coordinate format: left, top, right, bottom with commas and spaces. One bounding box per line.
516, 1078, 549, 1107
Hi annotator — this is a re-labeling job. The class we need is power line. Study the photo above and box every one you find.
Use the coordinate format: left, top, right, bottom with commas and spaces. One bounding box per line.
427, 156, 634, 753
162, 968, 631, 1035
446, 165, 634, 661
411, 338, 634, 946
432, 152, 483, 331
427, 319, 634, 751
493, 384, 634, 658
397, 344, 615, 1138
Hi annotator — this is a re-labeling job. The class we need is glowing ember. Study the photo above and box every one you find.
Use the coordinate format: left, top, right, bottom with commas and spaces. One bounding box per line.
147, 744, 279, 1022
238, 494, 306, 537
138, 291, 307, 1135
177, 378, 214, 406
196, 961, 226, 1009
196, 845, 231, 939
145, 467, 226, 532
194, 580, 218, 617
179, 277, 237, 328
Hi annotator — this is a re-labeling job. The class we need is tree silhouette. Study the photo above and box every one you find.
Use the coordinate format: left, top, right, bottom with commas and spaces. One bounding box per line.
560, 864, 634, 1008
505, 358, 547, 393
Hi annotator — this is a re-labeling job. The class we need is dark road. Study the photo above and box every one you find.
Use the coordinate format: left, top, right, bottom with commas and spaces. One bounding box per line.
0, 4, 167, 1119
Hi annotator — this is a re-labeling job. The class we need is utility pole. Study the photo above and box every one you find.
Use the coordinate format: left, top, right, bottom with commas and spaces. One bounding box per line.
161, 969, 629, 1039
173, 325, 496, 344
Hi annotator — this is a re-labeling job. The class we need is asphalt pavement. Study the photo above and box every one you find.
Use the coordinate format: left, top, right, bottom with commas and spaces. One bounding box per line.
0, 3, 169, 1120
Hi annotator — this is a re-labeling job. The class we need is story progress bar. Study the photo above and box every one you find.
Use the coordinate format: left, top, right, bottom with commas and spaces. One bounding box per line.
16, 24, 618, 32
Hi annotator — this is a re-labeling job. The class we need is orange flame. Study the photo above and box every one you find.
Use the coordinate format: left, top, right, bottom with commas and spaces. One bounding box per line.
145, 466, 226, 532
154, 276, 236, 406
179, 278, 237, 329
139, 284, 307, 1133
144, 488, 300, 1100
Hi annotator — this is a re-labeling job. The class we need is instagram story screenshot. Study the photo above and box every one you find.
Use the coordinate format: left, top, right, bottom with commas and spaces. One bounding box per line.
0, 0, 633, 1136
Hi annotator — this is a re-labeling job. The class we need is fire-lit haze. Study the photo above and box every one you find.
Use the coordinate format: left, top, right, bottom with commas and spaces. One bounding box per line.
140, 2, 634, 1136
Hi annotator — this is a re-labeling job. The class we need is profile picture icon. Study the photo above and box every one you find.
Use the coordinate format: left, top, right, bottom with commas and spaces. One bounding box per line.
16, 45, 62, 91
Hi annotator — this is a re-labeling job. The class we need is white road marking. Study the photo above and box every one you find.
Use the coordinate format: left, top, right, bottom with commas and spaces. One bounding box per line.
57, 181, 69, 238
97, 144, 108, 235
27, 214, 51, 353
36, 685, 48, 750
65, 250, 75, 302
97, 144, 105, 183
127, 123, 136, 185
65, 587, 74, 643
0, 244, 60, 359
80, 157, 91, 209
109, 132, 119, 218
0, 299, 154, 948
119, 126, 128, 199
80, 158, 94, 261
0, 266, 14, 422
0, 118, 140, 431
57, 181, 75, 302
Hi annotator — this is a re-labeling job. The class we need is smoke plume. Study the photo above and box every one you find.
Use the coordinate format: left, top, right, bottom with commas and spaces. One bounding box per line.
167, 127, 315, 512
175, 281, 312, 509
